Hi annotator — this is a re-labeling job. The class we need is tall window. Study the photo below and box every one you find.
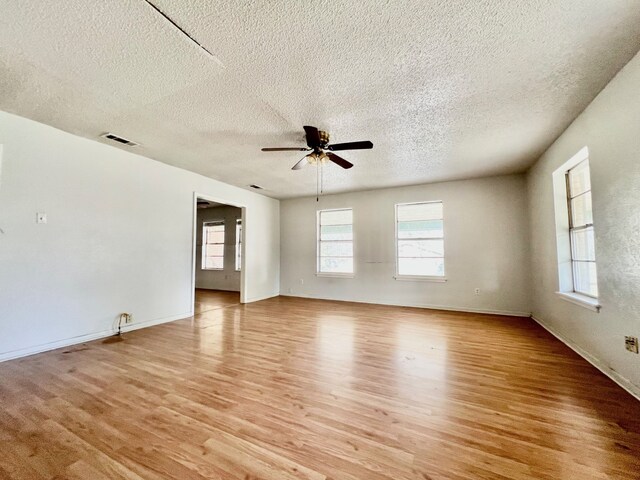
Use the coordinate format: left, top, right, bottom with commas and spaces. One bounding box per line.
396, 202, 444, 277
235, 219, 242, 271
566, 160, 598, 297
202, 221, 224, 270
317, 209, 353, 274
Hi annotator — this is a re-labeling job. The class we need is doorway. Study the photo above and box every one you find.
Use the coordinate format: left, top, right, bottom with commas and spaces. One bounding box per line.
191, 194, 245, 315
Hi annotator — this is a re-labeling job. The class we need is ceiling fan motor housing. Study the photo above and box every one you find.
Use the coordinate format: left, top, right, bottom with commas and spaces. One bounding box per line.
318, 130, 330, 149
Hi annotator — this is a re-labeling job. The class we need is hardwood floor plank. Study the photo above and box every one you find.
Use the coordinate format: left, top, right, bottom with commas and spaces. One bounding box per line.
0, 293, 638, 479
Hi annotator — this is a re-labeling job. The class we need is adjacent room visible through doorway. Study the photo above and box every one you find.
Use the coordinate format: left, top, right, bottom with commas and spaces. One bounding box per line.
193, 196, 244, 313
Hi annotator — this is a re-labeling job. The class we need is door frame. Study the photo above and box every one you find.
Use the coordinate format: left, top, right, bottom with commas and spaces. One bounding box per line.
191, 192, 247, 310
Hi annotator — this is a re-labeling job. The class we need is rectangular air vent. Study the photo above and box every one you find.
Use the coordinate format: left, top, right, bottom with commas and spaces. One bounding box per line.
101, 133, 139, 147
249, 184, 264, 190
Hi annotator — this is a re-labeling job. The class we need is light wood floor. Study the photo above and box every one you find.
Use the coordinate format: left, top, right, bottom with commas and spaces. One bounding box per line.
1, 294, 639, 479
194, 289, 240, 314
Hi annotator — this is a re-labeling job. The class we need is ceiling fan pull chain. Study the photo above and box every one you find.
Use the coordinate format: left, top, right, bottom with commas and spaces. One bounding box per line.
316, 158, 319, 202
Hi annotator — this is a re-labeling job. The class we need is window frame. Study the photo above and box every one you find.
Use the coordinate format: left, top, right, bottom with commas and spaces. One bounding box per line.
201, 220, 225, 271
565, 159, 598, 299
235, 219, 242, 271
394, 201, 446, 282
316, 208, 355, 277
551, 146, 600, 312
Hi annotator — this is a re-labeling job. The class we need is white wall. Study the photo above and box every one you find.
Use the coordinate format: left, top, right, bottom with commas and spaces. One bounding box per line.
195, 205, 242, 291
0, 111, 280, 361
527, 51, 640, 398
280, 175, 531, 316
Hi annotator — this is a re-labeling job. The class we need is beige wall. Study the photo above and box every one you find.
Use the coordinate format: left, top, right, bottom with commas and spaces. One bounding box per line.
280, 174, 531, 316
527, 51, 640, 399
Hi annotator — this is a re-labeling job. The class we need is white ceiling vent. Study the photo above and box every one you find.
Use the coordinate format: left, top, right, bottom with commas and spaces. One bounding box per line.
101, 133, 139, 147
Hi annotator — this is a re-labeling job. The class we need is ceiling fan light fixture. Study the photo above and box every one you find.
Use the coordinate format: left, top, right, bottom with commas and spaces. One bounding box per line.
306, 152, 330, 165
306, 153, 318, 165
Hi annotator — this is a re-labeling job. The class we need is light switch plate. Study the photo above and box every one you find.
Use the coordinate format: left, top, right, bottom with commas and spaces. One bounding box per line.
36, 212, 47, 224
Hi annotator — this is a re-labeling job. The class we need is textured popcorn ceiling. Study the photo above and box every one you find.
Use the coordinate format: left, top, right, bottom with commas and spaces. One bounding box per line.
1, 1, 639, 198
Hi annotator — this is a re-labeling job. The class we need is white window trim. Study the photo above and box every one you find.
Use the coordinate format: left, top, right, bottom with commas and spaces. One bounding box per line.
552, 146, 599, 311
235, 219, 242, 272
556, 291, 601, 312
316, 208, 355, 276
395, 200, 445, 279
316, 272, 355, 279
566, 160, 597, 298
393, 275, 447, 282
202, 220, 225, 271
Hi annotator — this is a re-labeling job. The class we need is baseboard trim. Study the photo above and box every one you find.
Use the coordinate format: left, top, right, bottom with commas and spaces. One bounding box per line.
119, 312, 191, 334
0, 312, 192, 363
195, 287, 241, 293
531, 315, 640, 402
243, 293, 279, 304
279, 293, 531, 318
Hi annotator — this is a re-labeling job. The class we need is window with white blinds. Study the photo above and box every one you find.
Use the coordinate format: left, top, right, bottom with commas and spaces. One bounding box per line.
396, 202, 444, 277
317, 209, 354, 274
202, 221, 224, 270
566, 160, 598, 298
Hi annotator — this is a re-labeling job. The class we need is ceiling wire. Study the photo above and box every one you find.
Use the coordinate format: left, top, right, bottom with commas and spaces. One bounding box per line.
142, 0, 224, 68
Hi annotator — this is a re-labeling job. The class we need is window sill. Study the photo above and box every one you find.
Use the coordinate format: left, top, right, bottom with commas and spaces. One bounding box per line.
556, 292, 600, 312
394, 275, 447, 283
316, 272, 355, 279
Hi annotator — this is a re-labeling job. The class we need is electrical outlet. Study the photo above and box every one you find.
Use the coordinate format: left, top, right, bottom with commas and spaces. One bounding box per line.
625, 336, 639, 354
300, 279, 304, 285
474, 288, 480, 296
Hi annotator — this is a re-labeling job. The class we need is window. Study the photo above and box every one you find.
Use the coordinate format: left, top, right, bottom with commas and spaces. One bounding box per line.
396, 202, 444, 277
202, 221, 224, 270
566, 160, 598, 298
235, 219, 242, 271
317, 209, 353, 275
552, 147, 599, 310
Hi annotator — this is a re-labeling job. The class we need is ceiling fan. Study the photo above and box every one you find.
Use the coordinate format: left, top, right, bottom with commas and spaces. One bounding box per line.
261, 126, 373, 170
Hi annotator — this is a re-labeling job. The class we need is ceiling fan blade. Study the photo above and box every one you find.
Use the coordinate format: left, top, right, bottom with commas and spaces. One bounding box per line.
291, 156, 309, 170
327, 152, 353, 169
328, 140, 373, 151
261, 147, 310, 152
303, 126, 321, 148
